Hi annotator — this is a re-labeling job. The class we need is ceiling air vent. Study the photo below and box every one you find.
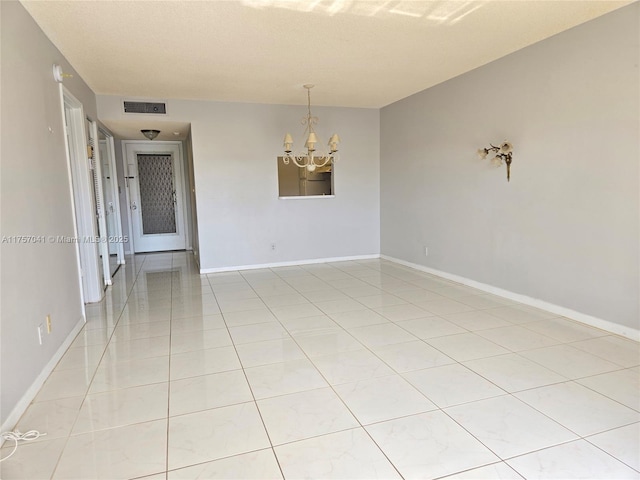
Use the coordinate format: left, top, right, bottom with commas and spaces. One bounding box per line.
123, 101, 167, 114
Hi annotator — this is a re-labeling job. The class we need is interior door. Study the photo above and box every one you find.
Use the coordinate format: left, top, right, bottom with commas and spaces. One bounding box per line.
99, 129, 126, 271
87, 119, 111, 287
126, 142, 186, 253
99, 138, 117, 256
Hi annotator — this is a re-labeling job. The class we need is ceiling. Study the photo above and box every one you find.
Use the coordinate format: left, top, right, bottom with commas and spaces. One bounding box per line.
23, 0, 631, 109
100, 120, 192, 141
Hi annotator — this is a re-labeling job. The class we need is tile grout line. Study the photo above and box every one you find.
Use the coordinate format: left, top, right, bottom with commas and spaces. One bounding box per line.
222, 263, 546, 474
43, 254, 145, 479
246, 263, 408, 480
242, 260, 639, 478
164, 253, 175, 477
10, 254, 635, 479
209, 270, 288, 480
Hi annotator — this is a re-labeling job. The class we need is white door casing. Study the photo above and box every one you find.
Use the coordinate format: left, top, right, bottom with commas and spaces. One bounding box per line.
99, 131, 126, 264
124, 141, 187, 253
99, 139, 118, 255
61, 86, 102, 304
88, 119, 112, 286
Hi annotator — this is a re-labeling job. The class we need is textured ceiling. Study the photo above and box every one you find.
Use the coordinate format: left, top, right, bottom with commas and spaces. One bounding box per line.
22, 0, 631, 108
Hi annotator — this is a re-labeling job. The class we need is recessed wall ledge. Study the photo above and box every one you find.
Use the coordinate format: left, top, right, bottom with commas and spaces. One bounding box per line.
278, 195, 336, 200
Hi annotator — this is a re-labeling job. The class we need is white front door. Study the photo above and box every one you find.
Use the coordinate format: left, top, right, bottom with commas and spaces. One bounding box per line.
125, 142, 187, 253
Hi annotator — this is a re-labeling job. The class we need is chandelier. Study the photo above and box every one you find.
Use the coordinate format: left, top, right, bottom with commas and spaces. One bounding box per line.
282, 84, 340, 172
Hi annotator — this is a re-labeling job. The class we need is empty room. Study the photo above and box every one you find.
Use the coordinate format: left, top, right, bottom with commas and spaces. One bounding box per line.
1, 0, 638, 479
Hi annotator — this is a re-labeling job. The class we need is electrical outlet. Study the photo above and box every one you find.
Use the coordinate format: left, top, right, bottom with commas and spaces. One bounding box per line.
37, 324, 44, 345
424, 246, 429, 256
271, 243, 276, 251
46, 314, 52, 333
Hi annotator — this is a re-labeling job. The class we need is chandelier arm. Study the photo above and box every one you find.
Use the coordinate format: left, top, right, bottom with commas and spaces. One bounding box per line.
291, 155, 309, 168
313, 155, 332, 168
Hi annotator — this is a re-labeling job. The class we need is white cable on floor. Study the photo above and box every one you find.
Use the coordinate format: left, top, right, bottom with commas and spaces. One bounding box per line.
0, 430, 47, 462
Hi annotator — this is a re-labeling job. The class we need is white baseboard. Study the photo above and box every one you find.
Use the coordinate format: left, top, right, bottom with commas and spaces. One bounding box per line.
200, 254, 380, 274
0, 317, 86, 440
382, 255, 640, 341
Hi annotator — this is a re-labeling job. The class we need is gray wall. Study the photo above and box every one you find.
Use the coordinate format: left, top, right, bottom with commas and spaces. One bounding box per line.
381, 4, 639, 331
1, 1, 98, 426
184, 130, 200, 264
97, 97, 380, 270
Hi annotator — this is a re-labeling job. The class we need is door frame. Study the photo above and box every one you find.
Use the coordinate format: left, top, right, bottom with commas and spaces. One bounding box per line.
122, 140, 188, 253
98, 126, 126, 266
60, 86, 103, 303
87, 118, 112, 286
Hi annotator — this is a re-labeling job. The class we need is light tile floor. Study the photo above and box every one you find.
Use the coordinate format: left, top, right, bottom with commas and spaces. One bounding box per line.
1, 252, 639, 479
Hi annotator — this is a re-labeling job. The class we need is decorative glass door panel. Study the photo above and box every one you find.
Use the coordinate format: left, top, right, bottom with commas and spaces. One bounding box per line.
137, 154, 177, 235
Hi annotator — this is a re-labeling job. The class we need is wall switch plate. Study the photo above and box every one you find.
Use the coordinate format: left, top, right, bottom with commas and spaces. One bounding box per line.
424, 246, 429, 256
37, 324, 44, 345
